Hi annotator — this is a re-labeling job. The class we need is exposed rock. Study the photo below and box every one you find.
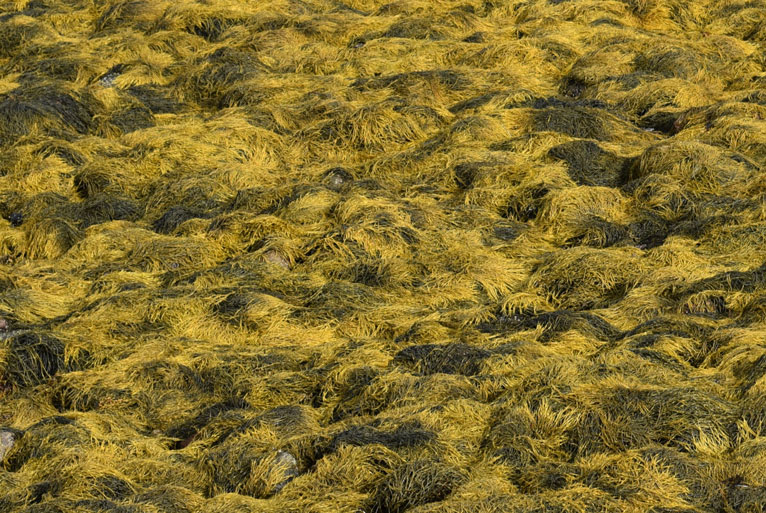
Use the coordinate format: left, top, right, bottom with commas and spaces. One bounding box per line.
272, 450, 299, 493
262, 250, 290, 269
322, 167, 354, 192
0, 429, 19, 463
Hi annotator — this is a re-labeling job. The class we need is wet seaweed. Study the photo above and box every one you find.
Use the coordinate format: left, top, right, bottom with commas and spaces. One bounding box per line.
0, 85, 94, 145
367, 460, 467, 513
1, 332, 65, 388
532, 106, 610, 140
319, 421, 435, 460
393, 343, 493, 375
0, 0, 763, 511
548, 140, 633, 187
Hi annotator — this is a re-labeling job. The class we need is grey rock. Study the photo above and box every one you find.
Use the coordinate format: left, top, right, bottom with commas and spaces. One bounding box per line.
0, 329, 30, 341
0, 429, 18, 463
272, 450, 299, 493
263, 250, 290, 269
98, 72, 120, 87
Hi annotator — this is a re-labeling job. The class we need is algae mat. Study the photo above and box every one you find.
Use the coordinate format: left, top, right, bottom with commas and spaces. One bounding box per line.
1, 0, 766, 511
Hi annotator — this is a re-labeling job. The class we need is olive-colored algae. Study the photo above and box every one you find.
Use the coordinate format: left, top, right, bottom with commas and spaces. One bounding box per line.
0, 0, 766, 511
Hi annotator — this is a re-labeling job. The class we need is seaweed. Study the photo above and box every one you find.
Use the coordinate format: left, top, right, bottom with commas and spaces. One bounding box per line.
564, 385, 738, 458
72, 499, 144, 512
667, 263, 766, 299
166, 398, 250, 446
393, 343, 493, 375
626, 212, 672, 249
320, 422, 435, 456
73, 169, 113, 199
449, 93, 496, 114
504, 184, 549, 222
0, 21, 40, 58
2, 332, 65, 388
2, 416, 89, 472
352, 70, 471, 93
533, 106, 610, 140
126, 85, 181, 114
531, 248, 644, 309
0, 0, 763, 511
131, 486, 204, 513
24, 217, 83, 259
478, 309, 622, 342
79, 195, 141, 229
367, 460, 467, 513
0, 85, 94, 144
511, 97, 612, 111
188, 17, 232, 43
548, 140, 633, 187
202, 441, 299, 497
382, 19, 448, 40
638, 110, 682, 134
453, 161, 492, 189
561, 76, 586, 98
492, 220, 526, 242
22, 480, 58, 505
152, 206, 204, 235
345, 257, 390, 287
109, 106, 155, 134
563, 216, 630, 248
462, 32, 486, 43
33, 141, 86, 166
90, 475, 134, 500
633, 47, 706, 80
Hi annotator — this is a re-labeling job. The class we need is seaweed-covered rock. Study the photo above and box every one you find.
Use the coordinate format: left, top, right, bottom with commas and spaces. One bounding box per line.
0, 84, 95, 145
531, 247, 645, 309
323, 422, 435, 455
152, 206, 203, 235
126, 85, 181, 114
368, 460, 467, 513
268, 451, 299, 493
202, 443, 300, 498
2, 332, 65, 388
533, 106, 610, 140
109, 105, 155, 134
548, 140, 633, 187
393, 343, 492, 375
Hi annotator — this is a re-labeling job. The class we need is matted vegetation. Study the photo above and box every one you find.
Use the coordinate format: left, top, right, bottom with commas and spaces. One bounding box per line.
1, 0, 766, 511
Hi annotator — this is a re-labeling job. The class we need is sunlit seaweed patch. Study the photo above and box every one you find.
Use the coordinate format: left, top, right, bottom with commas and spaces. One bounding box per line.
1, 0, 766, 511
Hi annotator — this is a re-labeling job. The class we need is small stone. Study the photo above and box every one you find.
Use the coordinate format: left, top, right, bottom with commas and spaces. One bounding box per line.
263, 250, 290, 269
493, 221, 525, 242
0, 318, 7, 331
98, 72, 120, 87
272, 450, 299, 493
8, 212, 22, 227
322, 167, 353, 192
0, 429, 19, 463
